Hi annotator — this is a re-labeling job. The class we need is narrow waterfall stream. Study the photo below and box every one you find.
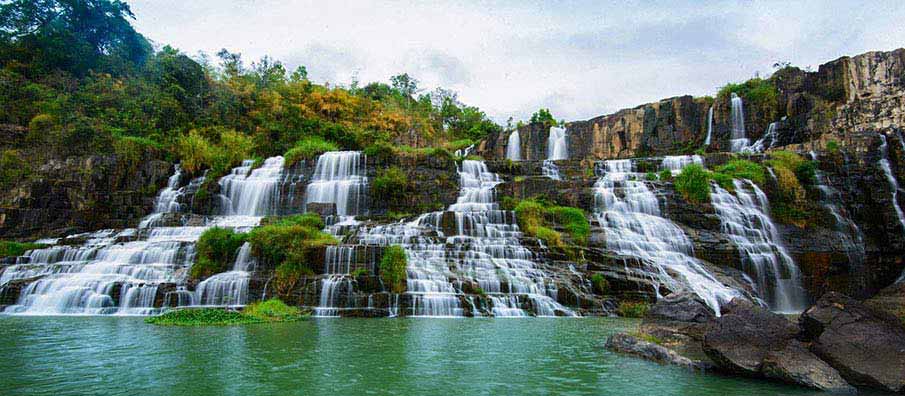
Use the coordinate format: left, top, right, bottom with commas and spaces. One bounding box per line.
729, 93, 749, 152
710, 180, 807, 312
542, 126, 568, 180
878, 134, 905, 231
506, 130, 521, 161
704, 106, 713, 146
661, 155, 703, 176
808, 152, 866, 277
1, 157, 288, 315
594, 159, 739, 314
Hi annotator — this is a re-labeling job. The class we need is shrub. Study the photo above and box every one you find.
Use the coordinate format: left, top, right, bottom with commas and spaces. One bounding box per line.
284, 136, 339, 167
514, 199, 546, 232
675, 164, 711, 204
243, 299, 303, 321
191, 228, 247, 280
590, 273, 609, 294
715, 159, 765, 186
373, 167, 408, 201
248, 215, 337, 295
146, 299, 304, 326
533, 226, 563, 248
0, 150, 31, 191
826, 140, 840, 155
658, 169, 672, 181
717, 77, 779, 121
551, 206, 590, 245
771, 166, 805, 202
426, 147, 455, 162
445, 139, 474, 152
616, 301, 650, 318
174, 130, 215, 174
0, 241, 46, 258
645, 172, 657, 181
363, 141, 396, 162
379, 245, 407, 293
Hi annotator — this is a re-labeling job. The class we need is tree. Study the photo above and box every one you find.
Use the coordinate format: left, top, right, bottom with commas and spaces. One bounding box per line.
530, 108, 555, 126
0, 0, 151, 76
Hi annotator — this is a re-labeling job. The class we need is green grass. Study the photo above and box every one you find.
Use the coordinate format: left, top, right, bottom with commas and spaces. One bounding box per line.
190, 227, 247, 280
714, 159, 765, 186
146, 299, 305, 326
373, 167, 409, 201
617, 301, 650, 318
284, 136, 339, 167
0, 241, 46, 258
590, 273, 610, 294
379, 245, 408, 293
630, 331, 663, 345
513, 198, 589, 247
674, 164, 711, 204
550, 206, 590, 245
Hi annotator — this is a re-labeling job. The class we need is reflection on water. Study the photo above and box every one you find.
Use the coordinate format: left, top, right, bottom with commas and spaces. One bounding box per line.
0, 317, 852, 396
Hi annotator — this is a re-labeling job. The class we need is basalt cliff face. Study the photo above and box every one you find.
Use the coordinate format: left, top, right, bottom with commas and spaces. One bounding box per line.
1, 48, 905, 325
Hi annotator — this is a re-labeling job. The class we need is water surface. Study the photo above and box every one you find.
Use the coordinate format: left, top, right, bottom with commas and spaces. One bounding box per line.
0, 317, 853, 395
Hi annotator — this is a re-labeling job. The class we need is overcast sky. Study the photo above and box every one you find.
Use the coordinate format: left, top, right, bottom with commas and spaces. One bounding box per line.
128, 0, 905, 123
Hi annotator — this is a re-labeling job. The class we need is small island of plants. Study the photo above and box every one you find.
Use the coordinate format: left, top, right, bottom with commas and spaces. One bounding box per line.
146, 299, 306, 326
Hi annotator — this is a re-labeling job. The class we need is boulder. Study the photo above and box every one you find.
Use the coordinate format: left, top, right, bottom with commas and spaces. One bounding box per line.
702, 299, 799, 375
800, 292, 905, 392
646, 292, 715, 324
702, 298, 856, 391
605, 333, 705, 370
761, 340, 854, 393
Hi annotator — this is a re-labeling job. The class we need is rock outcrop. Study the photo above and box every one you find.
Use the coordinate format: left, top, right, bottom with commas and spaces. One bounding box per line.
605, 333, 706, 370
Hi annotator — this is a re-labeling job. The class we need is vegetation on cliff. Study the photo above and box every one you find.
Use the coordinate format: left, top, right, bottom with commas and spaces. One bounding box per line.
511, 199, 590, 247
248, 215, 337, 294
0, 240, 46, 258
675, 160, 767, 204
372, 167, 410, 202
379, 245, 408, 293
0, 0, 501, 190
764, 151, 819, 227
146, 299, 304, 326
190, 228, 247, 280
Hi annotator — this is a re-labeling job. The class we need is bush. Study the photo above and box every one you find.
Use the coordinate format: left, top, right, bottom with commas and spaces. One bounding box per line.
248, 215, 337, 295
645, 172, 657, 181
514, 199, 546, 232
27, 113, 56, 143
675, 164, 711, 204
284, 136, 339, 167
658, 169, 672, 181
717, 77, 779, 121
0, 150, 31, 191
191, 228, 247, 280
362, 141, 396, 162
243, 298, 303, 321
379, 245, 407, 293
616, 301, 650, 318
590, 273, 609, 294
826, 140, 840, 155
551, 206, 590, 245
715, 159, 765, 186
373, 167, 408, 201
146, 299, 304, 326
0, 241, 46, 258
533, 226, 563, 248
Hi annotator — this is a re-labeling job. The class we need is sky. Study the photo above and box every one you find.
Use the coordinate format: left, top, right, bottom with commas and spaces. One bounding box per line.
128, 0, 905, 123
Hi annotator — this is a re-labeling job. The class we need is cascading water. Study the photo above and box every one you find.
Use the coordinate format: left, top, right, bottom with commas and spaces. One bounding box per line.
313, 245, 357, 317
704, 106, 714, 146
878, 135, 905, 231
2, 156, 288, 315
594, 160, 739, 314
710, 180, 807, 312
506, 130, 521, 161
305, 151, 368, 222
543, 126, 568, 180
661, 155, 703, 176
194, 242, 254, 306
729, 93, 749, 152
745, 122, 778, 153
808, 152, 866, 277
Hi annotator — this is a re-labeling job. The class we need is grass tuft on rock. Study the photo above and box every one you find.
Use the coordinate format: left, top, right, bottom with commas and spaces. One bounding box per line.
0, 241, 47, 258
379, 245, 407, 293
283, 136, 339, 167
190, 227, 247, 280
616, 301, 650, 318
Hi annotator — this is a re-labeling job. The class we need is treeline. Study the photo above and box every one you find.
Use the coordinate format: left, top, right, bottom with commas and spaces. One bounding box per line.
0, 0, 501, 182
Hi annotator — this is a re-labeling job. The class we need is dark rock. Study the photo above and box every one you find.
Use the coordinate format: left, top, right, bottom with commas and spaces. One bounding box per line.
761, 340, 854, 393
702, 299, 799, 375
605, 333, 707, 369
647, 292, 715, 324
306, 203, 336, 218
799, 292, 905, 392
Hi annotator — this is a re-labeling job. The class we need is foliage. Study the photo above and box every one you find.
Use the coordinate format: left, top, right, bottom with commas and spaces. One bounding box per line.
247, 214, 337, 296
630, 331, 663, 345
0, 149, 30, 191
826, 139, 840, 155
717, 77, 779, 121
445, 138, 474, 152
658, 169, 672, 181
590, 273, 609, 295
675, 164, 712, 204
645, 172, 657, 181
362, 141, 396, 162
283, 136, 338, 167
190, 227, 247, 280
764, 151, 817, 227
715, 159, 766, 186
373, 167, 409, 202
379, 245, 407, 293
530, 108, 556, 127
616, 301, 650, 318
146, 299, 303, 326
0, 240, 46, 258
550, 206, 590, 245
533, 226, 564, 249
514, 199, 589, 246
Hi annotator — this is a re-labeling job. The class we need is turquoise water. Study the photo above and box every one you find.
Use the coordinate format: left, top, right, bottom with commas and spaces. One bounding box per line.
0, 317, 846, 396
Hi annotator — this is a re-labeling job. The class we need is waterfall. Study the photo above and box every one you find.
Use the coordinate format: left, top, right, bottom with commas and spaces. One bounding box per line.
745, 122, 778, 153
3, 157, 287, 315
808, 152, 866, 278
194, 242, 254, 306
729, 93, 749, 152
506, 130, 521, 161
661, 155, 703, 176
704, 106, 713, 146
543, 126, 568, 180
878, 135, 905, 231
313, 246, 356, 317
305, 151, 367, 220
594, 160, 739, 314
455, 144, 475, 158
219, 157, 285, 217
709, 180, 807, 312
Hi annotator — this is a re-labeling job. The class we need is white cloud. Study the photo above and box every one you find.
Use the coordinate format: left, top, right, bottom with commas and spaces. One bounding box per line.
128, 0, 905, 123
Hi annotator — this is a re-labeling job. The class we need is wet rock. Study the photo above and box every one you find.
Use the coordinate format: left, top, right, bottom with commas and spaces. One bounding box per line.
800, 292, 905, 392
306, 203, 336, 218
605, 333, 707, 370
647, 292, 715, 324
